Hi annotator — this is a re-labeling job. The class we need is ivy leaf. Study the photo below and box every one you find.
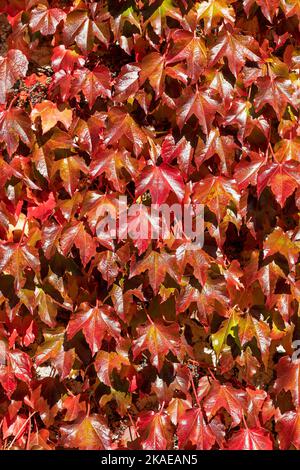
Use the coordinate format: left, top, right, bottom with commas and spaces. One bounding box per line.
35, 328, 75, 380
136, 410, 173, 450
132, 319, 180, 370
238, 313, 271, 368
31, 101, 72, 134
0, 49, 28, 104
274, 356, 300, 408
204, 381, 246, 426
227, 426, 273, 450
254, 77, 296, 119
60, 413, 113, 450
177, 407, 216, 450
196, 0, 235, 33
276, 411, 300, 450
30, 5, 66, 36
257, 160, 300, 207
0, 107, 32, 156
263, 227, 299, 270
130, 250, 180, 294
71, 66, 112, 107
0, 243, 40, 290
67, 302, 121, 356
167, 30, 207, 83
63, 10, 110, 54
210, 30, 260, 77
139, 52, 165, 99
135, 161, 185, 204
175, 86, 219, 133
104, 107, 147, 157
211, 308, 240, 360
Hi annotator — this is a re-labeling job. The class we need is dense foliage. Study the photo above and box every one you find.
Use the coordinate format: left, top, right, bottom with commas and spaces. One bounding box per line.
0, 0, 300, 451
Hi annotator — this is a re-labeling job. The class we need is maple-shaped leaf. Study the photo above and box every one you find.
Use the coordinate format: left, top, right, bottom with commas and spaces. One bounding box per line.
0, 242, 40, 290
276, 410, 300, 450
176, 279, 228, 324
274, 356, 300, 408
95, 250, 120, 286
35, 287, 58, 328
104, 107, 147, 157
90, 147, 141, 193
239, 313, 271, 368
130, 250, 180, 294
51, 155, 88, 195
263, 227, 299, 270
193, 175, 240, 222
139, 52, 166, 99
196, 0, 235, 32
0, 49, 28, 104
175, 86, 219, 133
257, 261, 286, 307
257, 160, 300, 207
161, 134, 193, 179
227, 426, 273, 450
167, 30, 207, 83
72, 112, 106, 154
136, 410, 173, 450
60, 221, 97, 267
8, 349, 32, 385
223, 99, 269, 143
35, 328, 75, 381
51, 45, 85, 73
254, 76, 296, 119
244, 0, 280, 22
60, 413, 112, 450
234, 152, 266, 190
63, 9, 110, 54
62, 395, 86, 422
211, 308, 240, 359
0, 107, 32, 156
114, 64, 140, 102
29, 4, 66, 36
132, 319, 180, 370
204, 381, 246, 426
210, 30, 260, 78
67, 302, 121, 356
177, 407, 216, 450
94, 349, 131, 387
135, 161, 185, 204
31, 101, 72, 134
167, 398, 192, 426
71, 66, 111, 107
196, 128, 238, 175
274, 138, 300, 163
118, 203, 160, 255
176, 244, 211, 286
144, 0, 182, 36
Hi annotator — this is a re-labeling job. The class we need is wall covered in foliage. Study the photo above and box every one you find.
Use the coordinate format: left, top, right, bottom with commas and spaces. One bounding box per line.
0, 0, 300, 450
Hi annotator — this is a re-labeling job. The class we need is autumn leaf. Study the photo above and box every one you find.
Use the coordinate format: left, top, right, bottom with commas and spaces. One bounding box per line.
136, 410, 173, 450
177, 407, 216, 450
227, 426, 273, 450
135, 161, 185, 204
0, 49, 28, 104
30, 5, 66, 36
31, 101, 72, 134
0, 107, 32, 156
67, 302, 121, 355
175, 86, 219, 133
132, 319, 180, 370
60, 413, 113, 450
